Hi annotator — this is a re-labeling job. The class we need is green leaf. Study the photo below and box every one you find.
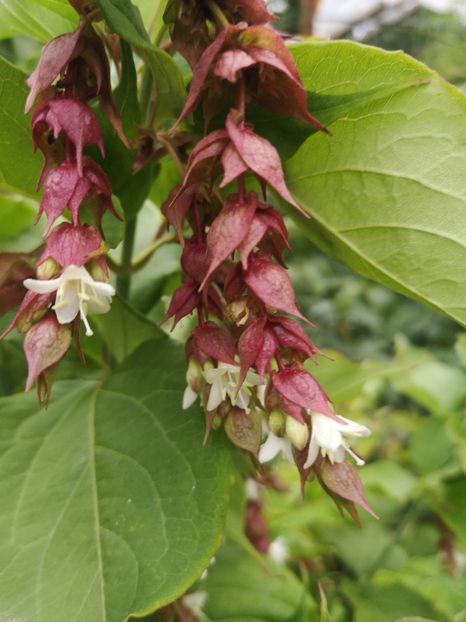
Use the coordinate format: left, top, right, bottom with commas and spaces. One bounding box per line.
144, 47, 186, 125
198, 540, 317, 622
436, 477, 466, 552
0, 339, 231, 622
100, 195, 125, 248
133, 0, 168, 39
95, 0, 151, 49
94, 296, 162, 362
0, 192, 36, 238
0, 0, 77, 41
95, 0, 185, 125
0, 57, 40, 196
391, 339, 466, 414
343, 581, 442, 622
113, 40, 141, 139
285, 40, 466, 327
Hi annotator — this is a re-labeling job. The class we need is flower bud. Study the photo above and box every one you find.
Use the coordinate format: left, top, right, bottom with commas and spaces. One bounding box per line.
286, 416, 309, 450
87, 258, 109, 283
225, 297, 249, 326
36, 258, 59, 280
202, 359, 215, 373
186, 357, 203, 394
212, 413, 223, 430
268, 408, 286, 437
16, 314, 33, 335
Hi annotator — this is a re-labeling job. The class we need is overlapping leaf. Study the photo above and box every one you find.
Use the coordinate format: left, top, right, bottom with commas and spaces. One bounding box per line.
283, 40, 466, 327
0, 340, 230, 622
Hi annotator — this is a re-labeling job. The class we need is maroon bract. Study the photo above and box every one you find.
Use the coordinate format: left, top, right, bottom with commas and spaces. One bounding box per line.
193, 323, 237, 364
25, 22, 84, 113
0, 253, 39, 318
177, 22, 326, 131
225, 112, 303, 211
39, 223, 105, 270
237, 316, 266, 385
32, 98, 104, 176
237, 205, 289, 268
162, 185, 198, 244
316, 459, 378, 520
272, 368, 335, 418
26, 22, 127, 146
38, 158, 118, 233
243, 253, 310, 323
181, 241, 211, 282
270, 316, 319, 361
23, 314, 72, 401
164, 0, 272, 69
200, 192, 257, 288
162, 279, 200, 329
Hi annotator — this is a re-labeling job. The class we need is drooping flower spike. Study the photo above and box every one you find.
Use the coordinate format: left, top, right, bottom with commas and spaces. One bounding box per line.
0, 5, 125, 403
157, 0, 375, 521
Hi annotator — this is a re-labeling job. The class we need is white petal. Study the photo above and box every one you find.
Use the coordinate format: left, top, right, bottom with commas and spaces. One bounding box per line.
244, 368, 261, 385
281, 440, 295, 464
303, 434, 320, 469
256, 382, 267, 407
61, 264, 91, 281
234, 388, 250, 411
217, 362, 240, 373
269, 537, 289, 565
53, 288, 80, 324
206, 380, 223, 411
205, 367, 227, 383
339, 417, 371, 438
23, 276, 62, 294
312, 414, 343, 453
258, 433, 283, 463
92, 281, 116, 297
183, 385, 198, 410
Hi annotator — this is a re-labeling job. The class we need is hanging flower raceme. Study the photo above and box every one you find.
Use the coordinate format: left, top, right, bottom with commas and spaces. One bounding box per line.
157, 0, 375, 522
0, 1, 125, 403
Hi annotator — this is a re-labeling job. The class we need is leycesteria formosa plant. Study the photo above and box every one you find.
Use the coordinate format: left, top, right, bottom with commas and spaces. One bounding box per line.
2, 0, 466, 620
1, 0, 374, 519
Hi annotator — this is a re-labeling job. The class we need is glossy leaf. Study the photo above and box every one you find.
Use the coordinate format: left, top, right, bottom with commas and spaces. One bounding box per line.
0, 58, 40, 196
0, 0, 77, 41
198, 540, 317, 622
284, 40, 466, 327
0, 340, 231, 621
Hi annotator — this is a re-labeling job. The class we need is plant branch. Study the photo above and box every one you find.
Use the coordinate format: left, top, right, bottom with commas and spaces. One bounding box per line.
115, 218, 137, 299
206, 0, 229, 28
108, 231, 176, 276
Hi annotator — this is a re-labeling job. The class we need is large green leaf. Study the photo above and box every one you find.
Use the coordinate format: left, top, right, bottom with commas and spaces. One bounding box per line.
0, 0, 77, 41
197, 540, 317, 622
0, 57, 40, 196
284, 40, 466, 327
0, 340, 230, 622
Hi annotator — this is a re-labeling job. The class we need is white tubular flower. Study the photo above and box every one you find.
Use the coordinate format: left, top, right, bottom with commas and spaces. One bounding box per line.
24, 264, 115, 337
204, 362, 265, 412
258, 421, 294, 464
304, 412, 371, 469
182, 385, 199, 410
269, 536, 290, 565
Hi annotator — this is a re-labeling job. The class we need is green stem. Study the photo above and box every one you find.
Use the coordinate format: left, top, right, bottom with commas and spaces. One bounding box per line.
116, 218, 137, 300
206, 0, 229, 28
